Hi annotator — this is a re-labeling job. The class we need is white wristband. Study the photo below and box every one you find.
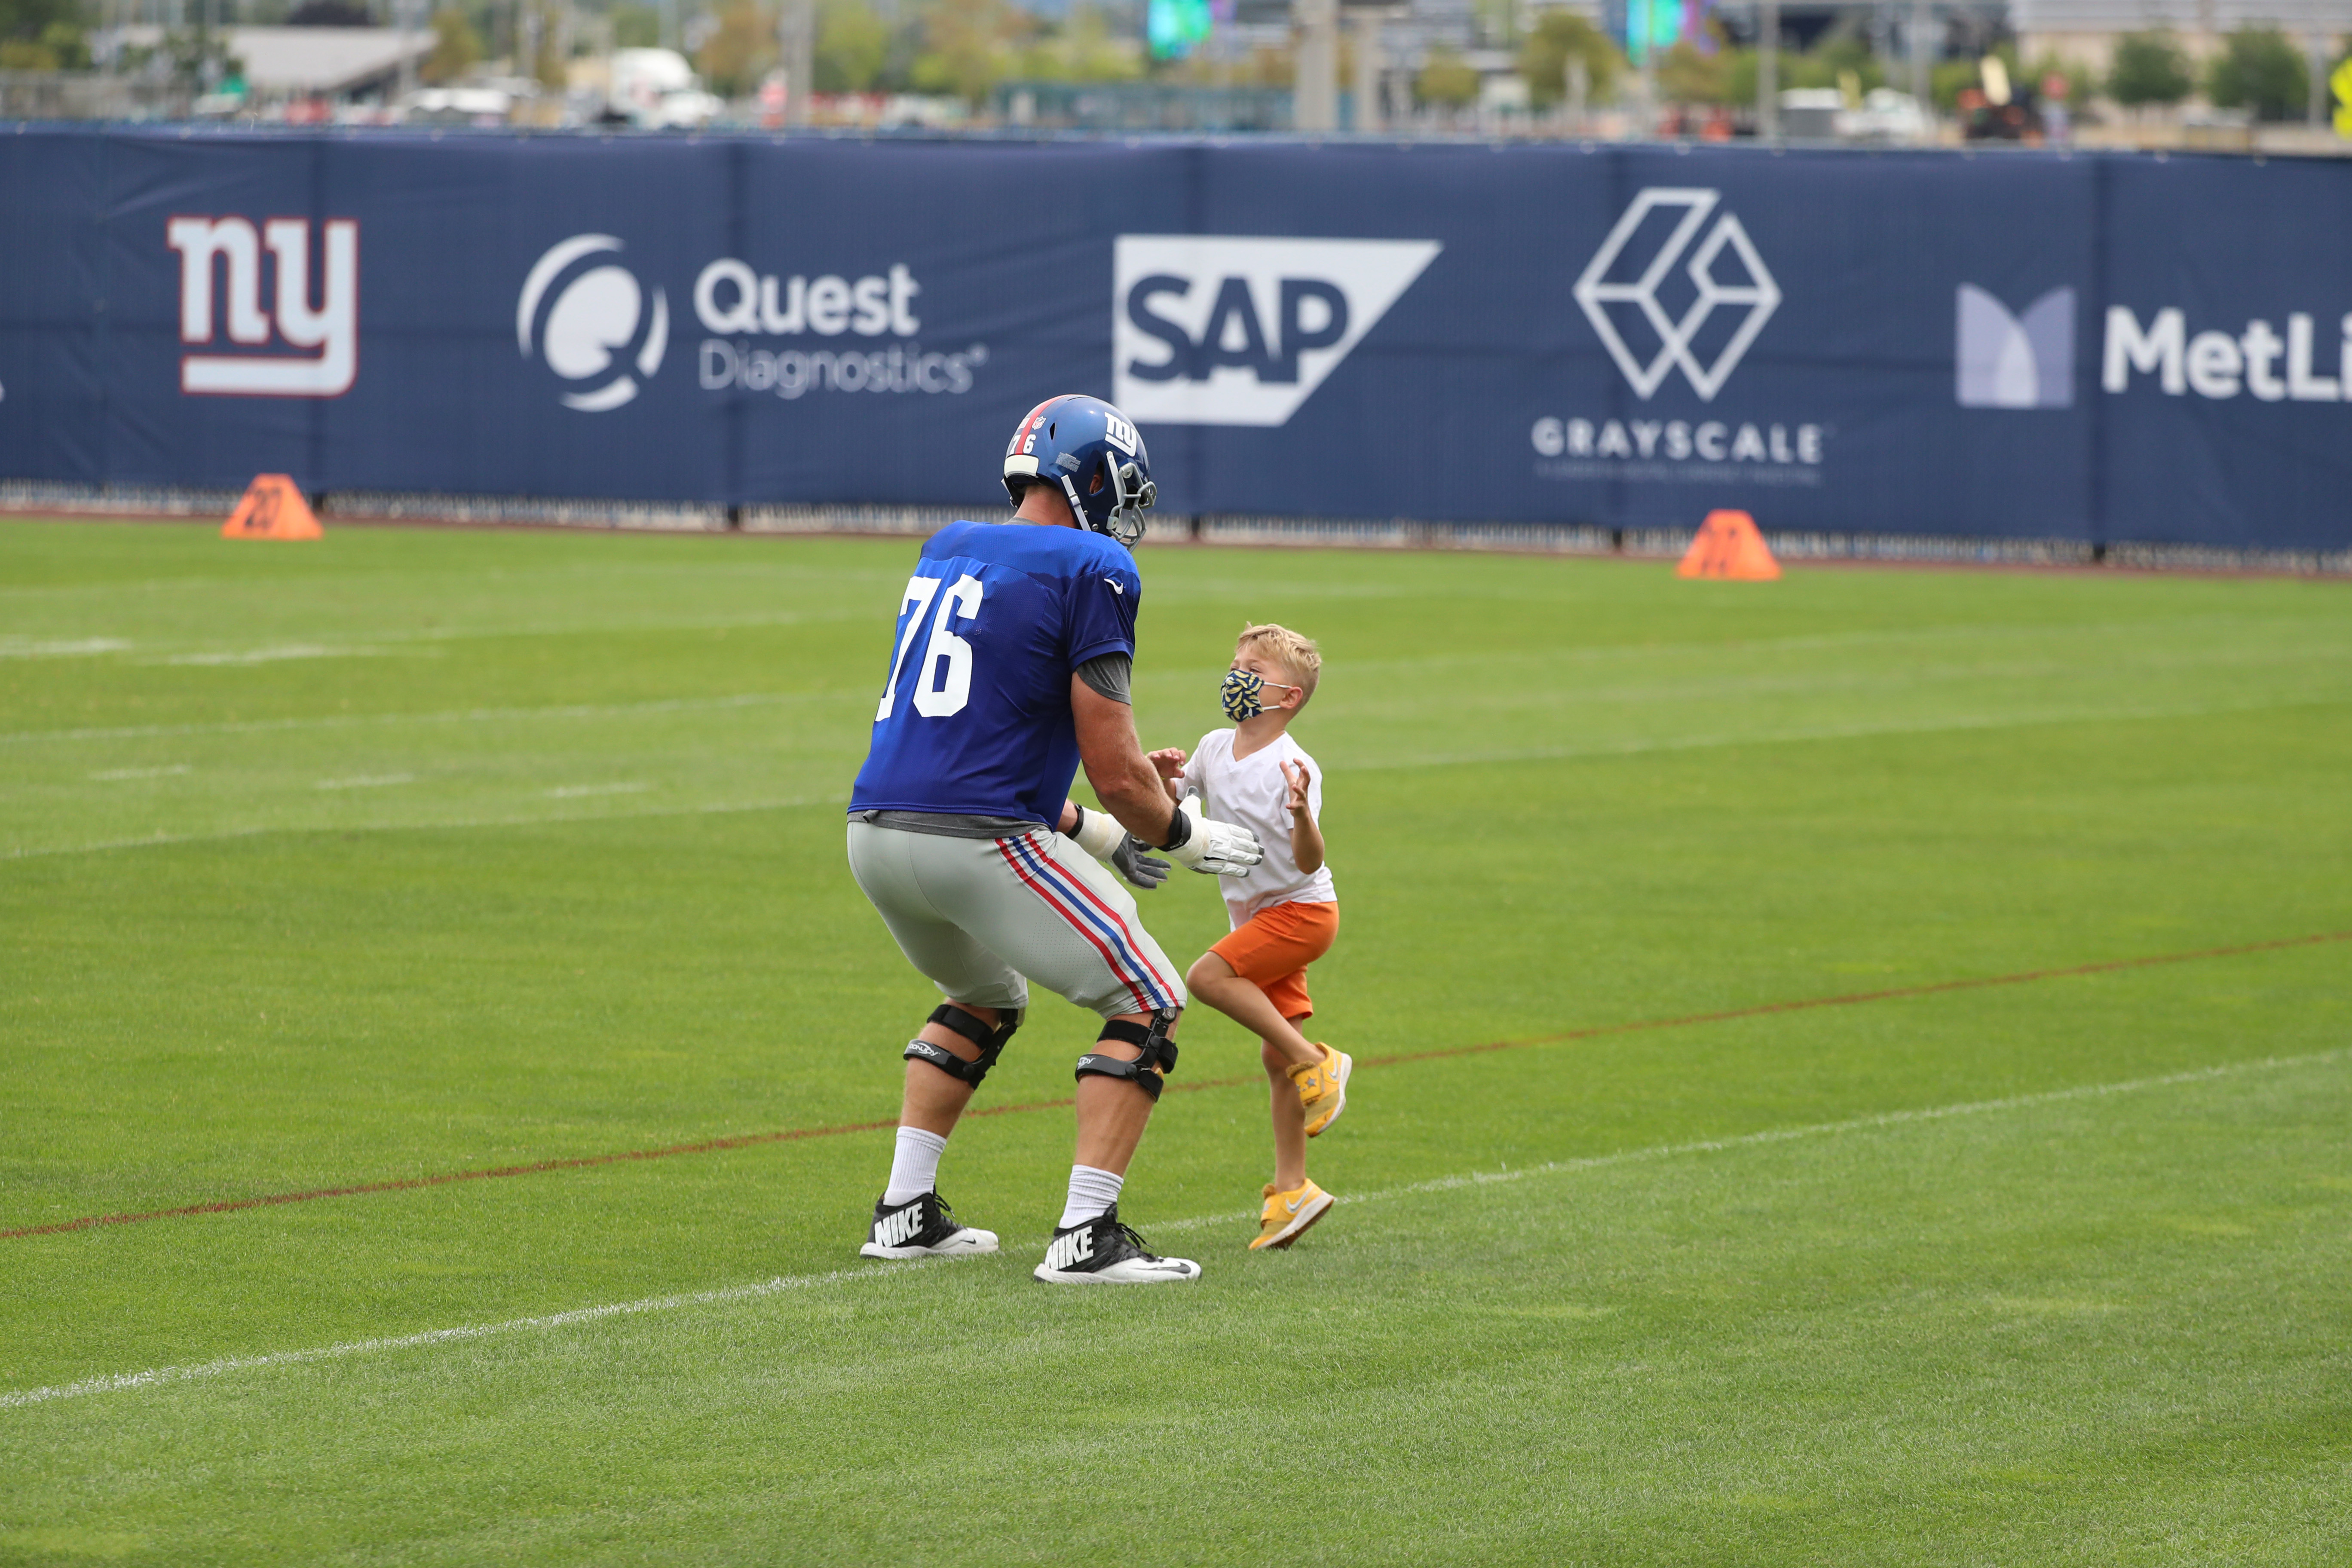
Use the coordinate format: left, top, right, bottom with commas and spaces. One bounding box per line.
1069, 805, 1125, 861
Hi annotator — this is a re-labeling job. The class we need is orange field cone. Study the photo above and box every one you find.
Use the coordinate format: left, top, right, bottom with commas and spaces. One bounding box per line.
221, 475, 322, 541
1675, 509, 1778, 580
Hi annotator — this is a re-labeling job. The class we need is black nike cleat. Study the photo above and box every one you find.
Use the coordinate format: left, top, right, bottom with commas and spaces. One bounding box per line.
859, 1191, 999, 1260
1032, 1204, 1201, 1284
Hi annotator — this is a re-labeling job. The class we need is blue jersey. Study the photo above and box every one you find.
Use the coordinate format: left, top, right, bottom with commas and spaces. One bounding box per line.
849, 519, 1142, 824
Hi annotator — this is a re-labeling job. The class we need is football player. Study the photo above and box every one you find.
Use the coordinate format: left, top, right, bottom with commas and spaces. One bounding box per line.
846, 394, 1263, 1283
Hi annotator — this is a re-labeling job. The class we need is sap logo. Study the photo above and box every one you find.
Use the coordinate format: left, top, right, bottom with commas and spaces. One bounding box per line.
2104, 306, 2352, 402
1574, 189, 1778, 402
1113, 236, 1442, 426
167, 216, 358, 398
1044, 1227, 1095, 1271
1957, 286, 2074, 409
518, 235, 670, 412
874, 1206, 924, 1248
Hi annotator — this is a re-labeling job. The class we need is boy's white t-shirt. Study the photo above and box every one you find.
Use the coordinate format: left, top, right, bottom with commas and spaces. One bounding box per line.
1179, 727, 1336, 927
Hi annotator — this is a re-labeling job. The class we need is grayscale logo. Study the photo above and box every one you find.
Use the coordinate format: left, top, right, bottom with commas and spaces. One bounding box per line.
1956, 285, 2073, 409
1573, 188, 1779, 402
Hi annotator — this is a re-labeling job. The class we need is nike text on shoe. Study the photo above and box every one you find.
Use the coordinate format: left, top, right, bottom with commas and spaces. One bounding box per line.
1290, 1044, 1353, 1138
859, 1191, 1000, 1260
1249, 1178, 1336, 1251
1032, 1204, 1201, 1284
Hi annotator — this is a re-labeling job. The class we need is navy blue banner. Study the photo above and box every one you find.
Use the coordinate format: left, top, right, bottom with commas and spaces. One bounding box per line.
0, 127, 2345, 550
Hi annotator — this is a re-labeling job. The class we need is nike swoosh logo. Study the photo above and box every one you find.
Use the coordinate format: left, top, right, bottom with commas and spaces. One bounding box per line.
1286, 1197, 1304, 1213
1105, 579, 1124, 594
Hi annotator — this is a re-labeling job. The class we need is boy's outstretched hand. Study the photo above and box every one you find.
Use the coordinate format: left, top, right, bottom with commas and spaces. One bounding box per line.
1148, 747, 1188, 802
1281, 759, 1313, 816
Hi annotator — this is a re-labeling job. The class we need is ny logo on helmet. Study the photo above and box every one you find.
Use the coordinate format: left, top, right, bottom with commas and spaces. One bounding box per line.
1113, 236, 1441, 427
1574, 189, 1779, 402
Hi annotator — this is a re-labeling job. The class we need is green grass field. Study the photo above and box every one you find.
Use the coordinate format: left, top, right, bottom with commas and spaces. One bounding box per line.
3, 516, 2348, 1566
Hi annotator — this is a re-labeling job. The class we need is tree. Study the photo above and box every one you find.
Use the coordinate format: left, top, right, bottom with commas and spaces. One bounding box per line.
2207, 26, 2307, 120
1415, 48, 1479, 109
0, 0, 86, 68
419, 4, 481, 83
1781, 31, 1882, 93
611, 3, 659, 50
815, 0, 889, 92
2107, 30, 2192, 108
1657, 37, 1728, 104
908, 0, 1027, 105
1929, 56, 1979, 112
696, 0, 771, 96
1517, 8, 1619, 109
2024, 52, 2094, 109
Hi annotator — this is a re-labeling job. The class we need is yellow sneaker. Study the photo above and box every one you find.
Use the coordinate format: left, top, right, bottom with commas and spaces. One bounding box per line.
1248, 1179, 1335, 1251
1288, 1044, 1353, 1137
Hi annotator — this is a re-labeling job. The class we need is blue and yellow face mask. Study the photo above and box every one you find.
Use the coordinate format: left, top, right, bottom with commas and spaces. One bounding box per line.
1219, 666, 1302, 723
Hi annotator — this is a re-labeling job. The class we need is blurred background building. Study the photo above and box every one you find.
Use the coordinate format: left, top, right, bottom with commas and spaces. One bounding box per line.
0, 0, 2346, 146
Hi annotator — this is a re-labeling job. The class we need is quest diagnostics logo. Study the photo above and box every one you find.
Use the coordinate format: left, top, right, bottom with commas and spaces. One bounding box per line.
518, 235, 669, 412
1113, 235, 1441, 426
517, 239, 985, 410
1574, 188, 1779, 401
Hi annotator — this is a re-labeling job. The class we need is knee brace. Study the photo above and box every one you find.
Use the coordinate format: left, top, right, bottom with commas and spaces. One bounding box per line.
1073, 1008, 1179, 1102
904, 1004, 1023, 1088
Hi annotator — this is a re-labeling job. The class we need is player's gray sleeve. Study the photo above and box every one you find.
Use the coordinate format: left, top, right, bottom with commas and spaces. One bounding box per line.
1075, 652, 1131, 704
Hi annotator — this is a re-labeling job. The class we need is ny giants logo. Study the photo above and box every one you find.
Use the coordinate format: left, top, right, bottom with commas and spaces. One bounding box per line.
166, 216, 358, 398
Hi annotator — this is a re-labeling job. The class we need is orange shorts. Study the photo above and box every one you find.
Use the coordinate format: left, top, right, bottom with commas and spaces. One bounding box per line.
1209, 900, 1339, 1022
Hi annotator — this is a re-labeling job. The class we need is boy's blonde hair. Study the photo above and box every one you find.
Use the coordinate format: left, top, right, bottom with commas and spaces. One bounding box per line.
1236, 622, 1321, 702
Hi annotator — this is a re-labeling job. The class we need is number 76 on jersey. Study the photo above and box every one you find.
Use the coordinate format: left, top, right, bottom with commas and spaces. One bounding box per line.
878, 573, 984, 721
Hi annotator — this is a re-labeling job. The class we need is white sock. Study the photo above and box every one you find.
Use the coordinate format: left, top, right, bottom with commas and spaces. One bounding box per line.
1058, 1164, 1124, 1230
883, 1126, 949, 1207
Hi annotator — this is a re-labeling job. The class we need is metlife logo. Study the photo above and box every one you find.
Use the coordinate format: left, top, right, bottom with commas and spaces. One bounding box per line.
1956, 286, 2074, 410
516, 237, 988, 411
1112, 235, 1441, 426
2103, 305, 2352, 403
1535, 187, 1825, 488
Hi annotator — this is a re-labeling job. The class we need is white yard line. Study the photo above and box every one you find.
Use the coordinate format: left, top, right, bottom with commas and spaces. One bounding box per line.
1152, 1048, 2346, 1232
0, 1264, 930, 1412
3, 1047, 2336, 1414
1357, 694, 2352, 774
6, 695, 2343, 865
0, 690, 835, 748
0, 795, 843, 863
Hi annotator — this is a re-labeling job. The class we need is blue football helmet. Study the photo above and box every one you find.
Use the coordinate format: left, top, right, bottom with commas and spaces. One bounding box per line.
1001, 394, 1158, 548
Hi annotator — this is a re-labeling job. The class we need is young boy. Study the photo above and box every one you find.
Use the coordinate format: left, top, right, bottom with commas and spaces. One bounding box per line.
1148, 623, 1351, 1251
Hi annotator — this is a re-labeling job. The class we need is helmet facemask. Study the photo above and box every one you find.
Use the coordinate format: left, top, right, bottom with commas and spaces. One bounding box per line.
1104, 458, 1156, 548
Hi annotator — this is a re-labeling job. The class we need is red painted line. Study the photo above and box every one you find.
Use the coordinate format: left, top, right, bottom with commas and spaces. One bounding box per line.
7, 929, 2344, 1242
1355, 928, 2352, 1073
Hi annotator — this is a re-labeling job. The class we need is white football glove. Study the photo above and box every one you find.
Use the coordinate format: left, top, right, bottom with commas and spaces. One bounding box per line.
1160, 795, 1263, 878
